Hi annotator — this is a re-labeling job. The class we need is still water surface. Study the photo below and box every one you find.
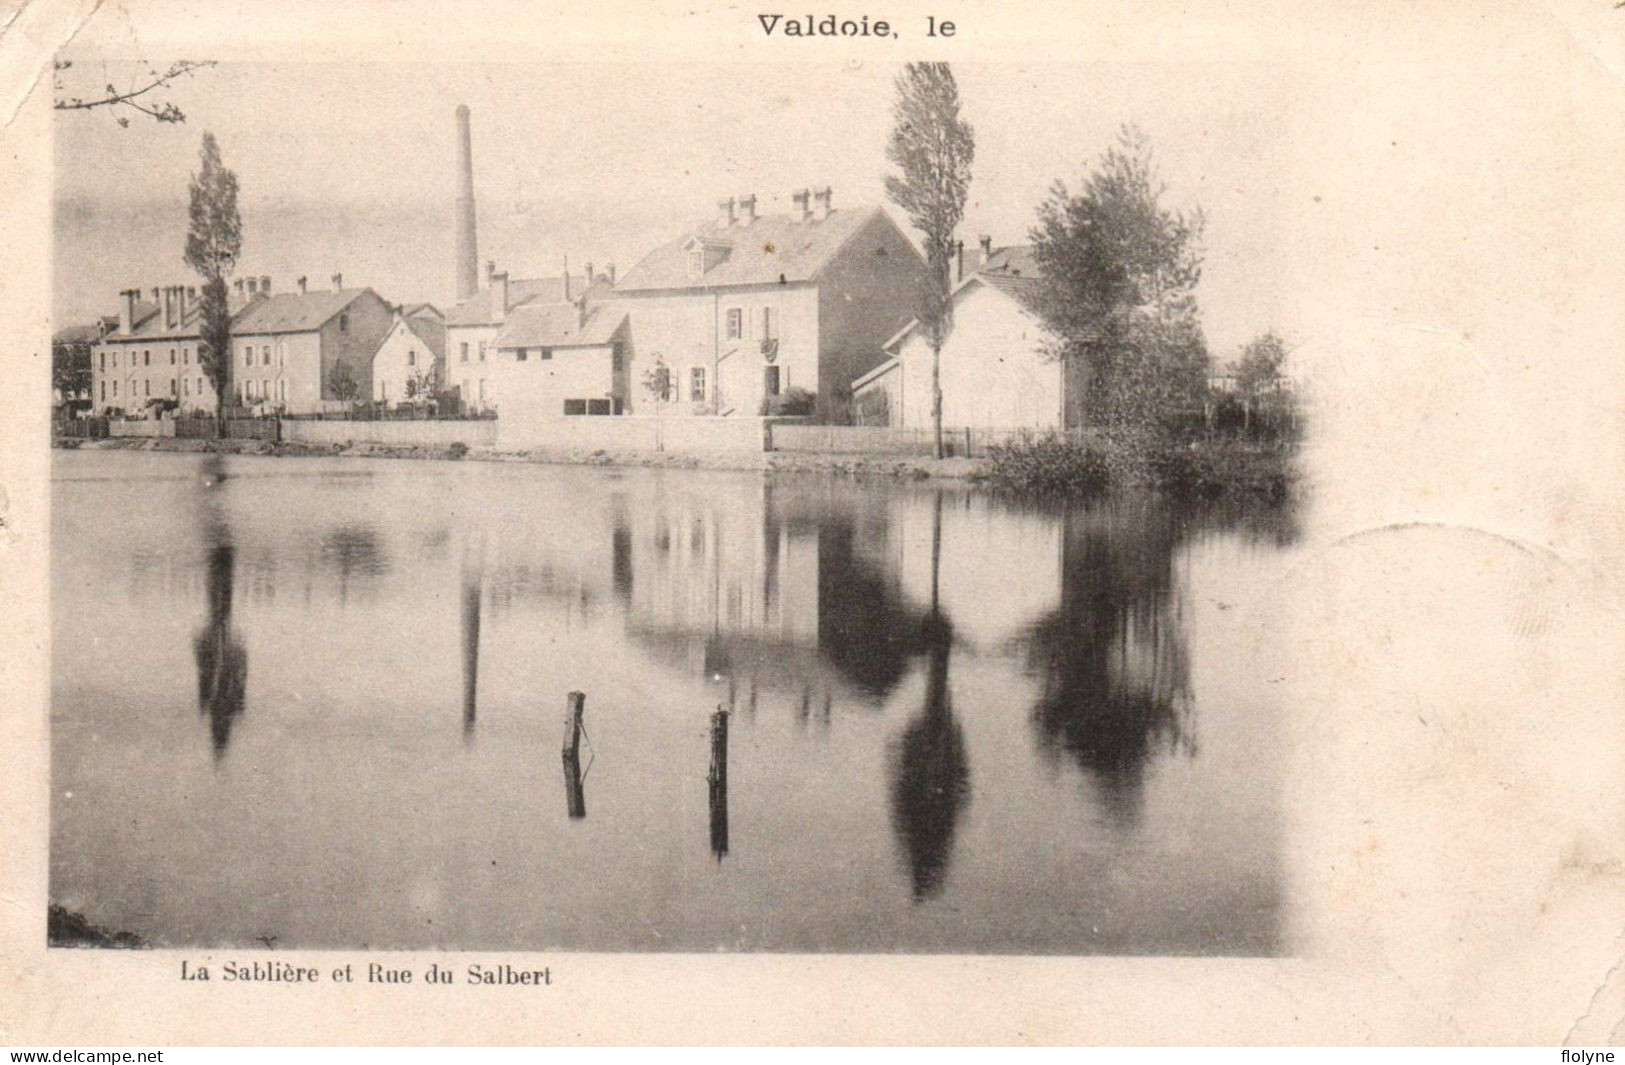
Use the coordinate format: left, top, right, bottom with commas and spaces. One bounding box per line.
51, 450, 1294, 953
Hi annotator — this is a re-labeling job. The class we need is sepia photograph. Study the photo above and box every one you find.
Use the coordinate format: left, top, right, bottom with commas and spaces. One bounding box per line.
7, 0, 1625, 1047
48, 58, 1300, 955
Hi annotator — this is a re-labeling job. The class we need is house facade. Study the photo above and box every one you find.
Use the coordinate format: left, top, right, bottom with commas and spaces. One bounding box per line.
852, 244, 1088, 431
370, 308, 448, 405
443, 266, 613, 411
608, 189, 926, 419
484, 301, 630, 431
89, 276, 394, 416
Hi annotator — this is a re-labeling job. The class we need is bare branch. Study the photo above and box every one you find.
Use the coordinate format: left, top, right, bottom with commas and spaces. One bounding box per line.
53, 60, 215, 125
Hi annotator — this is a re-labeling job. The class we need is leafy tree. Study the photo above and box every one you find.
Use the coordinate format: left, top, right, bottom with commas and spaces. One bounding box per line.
1234, 332, 1287, 397
328, 360, 360, 404
52, 334, 94, 406
184, 132, 242, 431
1031, 125, 1208, 463
884, 62, 975, 459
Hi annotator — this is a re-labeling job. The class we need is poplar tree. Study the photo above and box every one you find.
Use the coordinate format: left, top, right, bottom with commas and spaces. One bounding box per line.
184, 132, 242, 432
884, 62, 975, 458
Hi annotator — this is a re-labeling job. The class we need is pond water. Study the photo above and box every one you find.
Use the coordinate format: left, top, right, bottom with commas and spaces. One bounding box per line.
51, 449, 1296, 954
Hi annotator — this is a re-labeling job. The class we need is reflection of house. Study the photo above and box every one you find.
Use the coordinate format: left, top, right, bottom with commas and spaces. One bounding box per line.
852, 240, 1088, 430
610, 189, 926, 418
486, 301, 630, 425
443, 265, 613, 411
89, 275, 394, 415
371, 306, 447, 405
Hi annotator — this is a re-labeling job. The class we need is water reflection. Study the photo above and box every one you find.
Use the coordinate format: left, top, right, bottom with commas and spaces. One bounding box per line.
1023, 502, 1195, 824
56, 452, 1297, 952
191, 456, 247, 761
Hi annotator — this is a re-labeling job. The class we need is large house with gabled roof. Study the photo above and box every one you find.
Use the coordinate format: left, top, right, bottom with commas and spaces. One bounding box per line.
606, 188, 926, 419
89, 274, 394, 416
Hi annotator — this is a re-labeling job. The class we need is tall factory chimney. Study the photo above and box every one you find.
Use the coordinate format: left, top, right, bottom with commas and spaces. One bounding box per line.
453, 104, 479, 302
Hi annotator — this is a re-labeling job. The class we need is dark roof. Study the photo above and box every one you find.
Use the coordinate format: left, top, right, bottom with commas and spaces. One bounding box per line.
400, 314, 447, 359
445, 275, 612, 327
232, 289, 379, 335
489, 303, 628, 350
613, 206, 891, 292
978, 244, 1041, 279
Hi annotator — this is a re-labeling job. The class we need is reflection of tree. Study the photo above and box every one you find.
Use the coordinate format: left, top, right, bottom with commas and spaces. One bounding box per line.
1024, 501, 1193, 823
889, 612, 968, 899
192, 456, 246, 761
319, 524, 389, 604
817, 516, 927, 701
888, 493, 970, 900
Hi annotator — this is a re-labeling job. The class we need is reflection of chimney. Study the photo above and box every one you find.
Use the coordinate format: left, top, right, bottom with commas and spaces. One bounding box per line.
736, 194, 757, 225
978, 234, 993, 265
297, 275, 307, 294
454, 105, 479, 302
331, 272, 343, 292
812, 186, 833, 221
791, 187, 811, 222
119, 289, 137, 334
716, 196, 736, 228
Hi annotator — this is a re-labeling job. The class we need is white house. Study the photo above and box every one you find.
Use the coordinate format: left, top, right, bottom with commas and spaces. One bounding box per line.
370, 309, 447, 406
852, 243, 1088, 431
484, 300, 630, 427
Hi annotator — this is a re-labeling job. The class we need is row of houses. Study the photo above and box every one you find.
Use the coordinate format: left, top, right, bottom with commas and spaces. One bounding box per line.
72, 195, 1088, 432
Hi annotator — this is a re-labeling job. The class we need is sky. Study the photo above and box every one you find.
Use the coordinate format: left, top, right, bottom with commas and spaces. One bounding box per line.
53, 60, 1297, 358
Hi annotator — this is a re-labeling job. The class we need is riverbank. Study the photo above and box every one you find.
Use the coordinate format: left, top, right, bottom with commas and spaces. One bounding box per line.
48, 904, 146, 948
53, 435, 992, 480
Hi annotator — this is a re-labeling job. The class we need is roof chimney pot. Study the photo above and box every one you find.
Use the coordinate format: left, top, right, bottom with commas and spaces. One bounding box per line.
331, 273, 343, 292
978, 234, 993, 265
813, 186, 833, 221
297, 275, 307, 294
716, 196, 736, 228
792, 188, 812, 222
737, 194, 757, 225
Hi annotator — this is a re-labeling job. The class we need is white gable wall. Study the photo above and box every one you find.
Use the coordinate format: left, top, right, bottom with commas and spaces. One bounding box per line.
885, 281, 1064, 430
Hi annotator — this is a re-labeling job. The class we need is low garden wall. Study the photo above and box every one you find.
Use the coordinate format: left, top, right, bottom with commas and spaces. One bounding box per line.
497, 415, 773, 453
282, 419, 498, 448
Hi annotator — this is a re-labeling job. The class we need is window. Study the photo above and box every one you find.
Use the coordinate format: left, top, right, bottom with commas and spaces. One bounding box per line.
762, 307, 775, 339
539, 348, 552, 360
277, 341, 286, 365
478, 341, 486, 362
143, 350, 150, 366
244, 346, 253, 366
381, 380, 389, 400
339, 314, 349, 332
100, 381, 105, 400
170, 349, 176, 365
407, 349, 416, 366
587, 398, 612, 416
688, 249, 704, 277
690, 367, 706, 402
198, 377, 205, 395
262, 380, 270, 402
182, 347, 190, 364
764, 365, 781, 397
263, 347, 272, 366
99, 351, 105, 371
111, 352, 117, 368
170, 379, 177, 396
563, 399, 587, 416
112, 381, 118, 397
245, 380, 255, 401
278, 380, 286, 402
460, 342, 469, 363
144, 380, 150, 397
183, 378, 190, 396
515, 348, 527, 362
726, 308, 742, 339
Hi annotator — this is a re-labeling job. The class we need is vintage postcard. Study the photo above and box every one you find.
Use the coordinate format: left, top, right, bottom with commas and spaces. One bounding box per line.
2, 0, 1622, 1046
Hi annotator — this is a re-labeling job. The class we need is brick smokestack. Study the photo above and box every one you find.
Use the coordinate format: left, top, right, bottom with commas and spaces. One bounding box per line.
453, 104, 479, 302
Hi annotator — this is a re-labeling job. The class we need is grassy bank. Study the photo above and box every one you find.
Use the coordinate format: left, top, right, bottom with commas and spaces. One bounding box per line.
54, 435, 992, 480
987, 432, 1298, 500
47, 904, 145, 948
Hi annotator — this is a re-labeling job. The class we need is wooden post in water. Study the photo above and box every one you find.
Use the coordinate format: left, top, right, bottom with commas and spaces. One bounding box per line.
707, 707, 729, 859
561, 691, 586, 819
